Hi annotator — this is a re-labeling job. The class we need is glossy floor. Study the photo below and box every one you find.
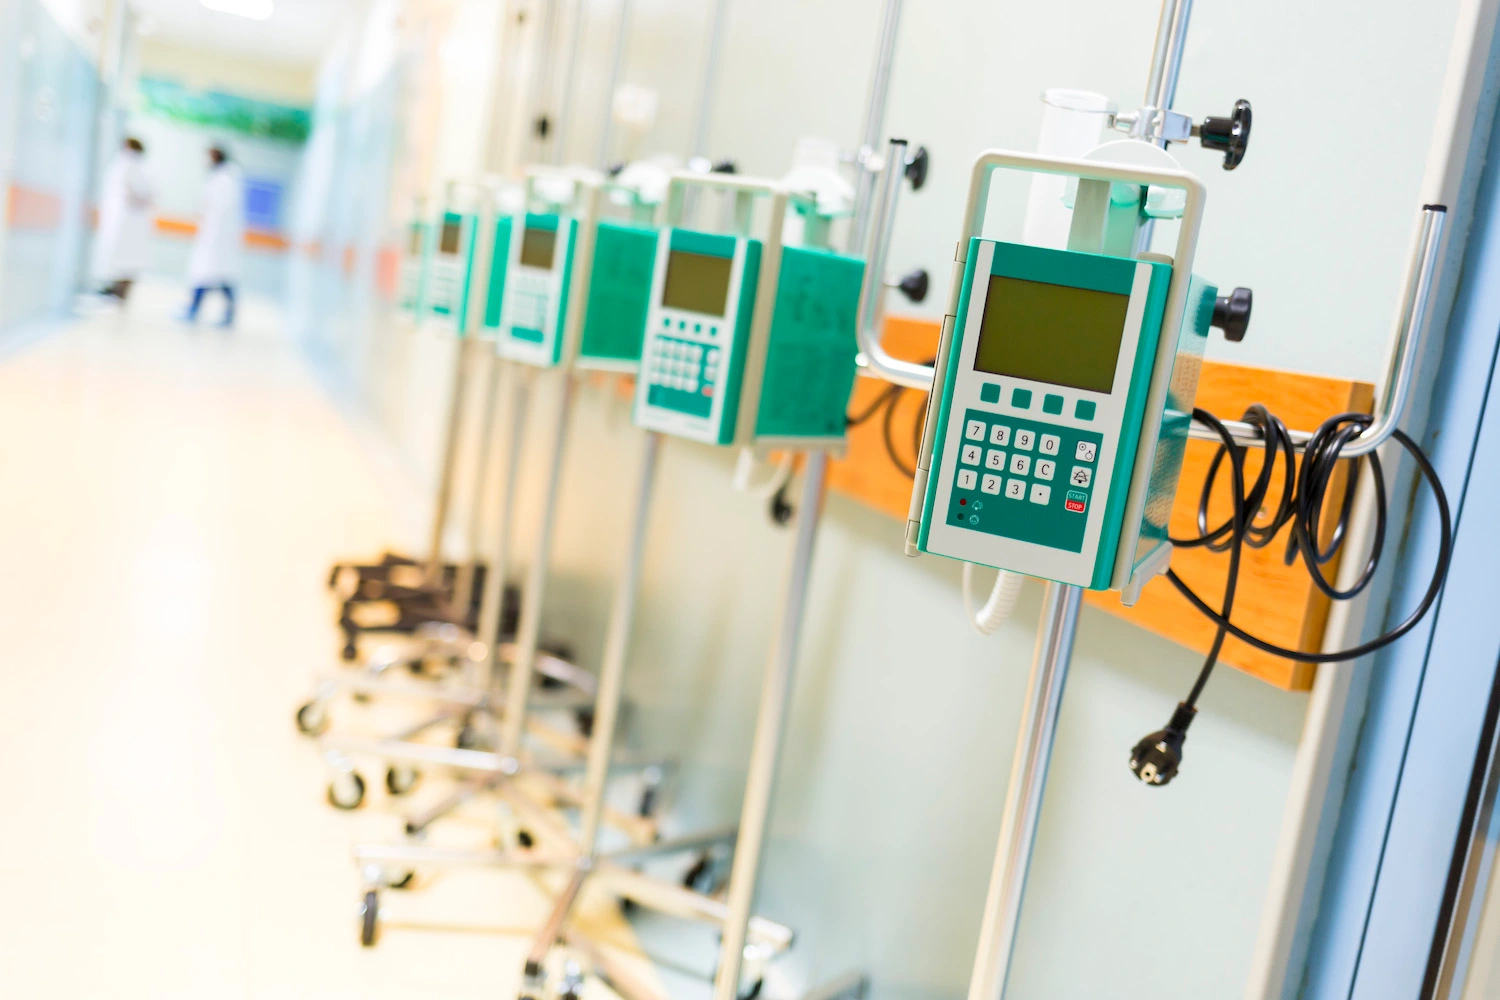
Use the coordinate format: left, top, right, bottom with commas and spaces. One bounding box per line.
0, 289, 638, 998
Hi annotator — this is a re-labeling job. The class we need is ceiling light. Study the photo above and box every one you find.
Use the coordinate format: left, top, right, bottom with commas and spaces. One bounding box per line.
200, 0, 274, 20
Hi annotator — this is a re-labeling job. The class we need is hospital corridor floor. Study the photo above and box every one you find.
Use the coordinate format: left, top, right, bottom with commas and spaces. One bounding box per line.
0, 288, 622, 998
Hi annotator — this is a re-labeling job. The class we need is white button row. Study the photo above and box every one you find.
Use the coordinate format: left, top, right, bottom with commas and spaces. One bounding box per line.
955, 474, 1051, 506
655, 374, 700, 392
660, 341, 705, 362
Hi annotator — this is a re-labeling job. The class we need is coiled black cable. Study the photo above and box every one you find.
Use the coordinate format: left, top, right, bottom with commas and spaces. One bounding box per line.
1168, 406, 1452, 711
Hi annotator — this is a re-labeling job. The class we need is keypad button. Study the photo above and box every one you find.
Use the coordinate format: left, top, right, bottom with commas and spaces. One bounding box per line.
1042, 394, 1064, 415
1075, 399, 1096, 421
1069, 466, 1093, 487
961, 445, 982, 466
1035, 460, 1055, 481
981, 474, 1002, 495
1009, 454, 1031, 476
1029, 484, 1051, 505
1004, 479, 1026, 500
1011, 388, 1033, 409
965, 420, 986, 441
985, 449, 1006, 470
1075, 441, 1097, 462
980, 383, 1002, 404
1039, 435, 1060, 456
707, 348, 720, 364
990, 425, 1011, 446
1014, 430, 1035, 452
957, 470, 977, 490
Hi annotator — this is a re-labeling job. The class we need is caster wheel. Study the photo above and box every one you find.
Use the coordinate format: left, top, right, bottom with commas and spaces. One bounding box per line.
517, 828, 535, 849
388, 871, 416, 890
385, 765, 420, 796
295, 701, 329, 736
683, 853, 712, 892
328, 771, 367, 810
342, 643, 358, 661
620, 895, 639, 916
455, 720, 492, 751
574, 708, 595, 738
359, 889, 379, 947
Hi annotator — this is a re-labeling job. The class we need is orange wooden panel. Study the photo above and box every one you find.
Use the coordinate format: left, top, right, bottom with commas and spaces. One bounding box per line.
828, 316, 1375, 692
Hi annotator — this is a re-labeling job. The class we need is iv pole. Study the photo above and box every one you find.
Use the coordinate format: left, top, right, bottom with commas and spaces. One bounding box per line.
709, 2, 906, 997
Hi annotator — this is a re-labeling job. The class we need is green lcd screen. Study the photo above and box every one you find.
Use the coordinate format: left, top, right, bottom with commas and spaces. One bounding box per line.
439, 220, 462, 255
661, 250, 732, 317
520, 227, 556, 270
973, 275, 1129, 394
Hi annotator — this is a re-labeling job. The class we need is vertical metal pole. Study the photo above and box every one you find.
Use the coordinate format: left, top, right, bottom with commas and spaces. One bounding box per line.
475, 364, 530, 691
578, 431, 661, 851
451, 353, 504, 613
551, 0, 588, 165
964, 1, 1196, 995
848, 0, 904, 254
425, 340, 474, 583
530, 0, 563, 165
965, 583, 1082, 1000
711, 451, 830, 1000
1144, 0, 1193, 113
689, 0, 732, 160
499, 372, 577, 758
594, 0, 634, 170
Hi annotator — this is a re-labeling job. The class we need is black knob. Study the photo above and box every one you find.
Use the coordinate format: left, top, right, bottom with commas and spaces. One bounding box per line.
904, 144, 930, 191
1199, 99, 1251, 170
894, 268, 929, 303
1212, 287, 1253, 342
1129, 703, 1197, 787
711, 159, 737, 175
533, 114, 551, 140
605, 161, 625, 178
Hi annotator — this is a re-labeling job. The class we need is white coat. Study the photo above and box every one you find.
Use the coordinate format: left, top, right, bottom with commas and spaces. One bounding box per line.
91, 150, 154, 282
187, 163, 245, 286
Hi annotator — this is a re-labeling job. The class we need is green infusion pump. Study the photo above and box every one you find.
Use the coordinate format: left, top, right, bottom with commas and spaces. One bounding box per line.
632, 177, 864, 447
488, 213, 579, 366
575, 218, 660, 371
426, 210, 479, 333
912, 151, 1221, 596
399, 218, 429, 314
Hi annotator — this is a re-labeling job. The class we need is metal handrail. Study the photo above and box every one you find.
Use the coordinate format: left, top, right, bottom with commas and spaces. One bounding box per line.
1184, 204, 1447, 456
854, 138, 933, 389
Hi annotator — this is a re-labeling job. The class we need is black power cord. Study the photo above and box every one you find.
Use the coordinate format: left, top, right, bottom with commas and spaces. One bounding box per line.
1130, 405, 1453, 786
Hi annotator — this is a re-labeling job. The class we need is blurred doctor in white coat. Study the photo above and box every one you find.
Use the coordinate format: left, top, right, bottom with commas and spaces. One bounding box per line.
181, 144, 244, 328
91, 136, 153, 303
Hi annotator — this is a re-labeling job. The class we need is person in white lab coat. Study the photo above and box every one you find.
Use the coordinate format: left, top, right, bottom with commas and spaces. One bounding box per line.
91, 137, 154, 303
181, 145, 245, 327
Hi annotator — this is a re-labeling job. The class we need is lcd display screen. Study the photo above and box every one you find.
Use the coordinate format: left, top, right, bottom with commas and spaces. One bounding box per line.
439, 220, 462, 255
520, 227, 557, 270
973, 274, 1129, 394
661, 250, 732, 317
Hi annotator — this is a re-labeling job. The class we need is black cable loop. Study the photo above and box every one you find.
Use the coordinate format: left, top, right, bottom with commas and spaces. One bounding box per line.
1166, 414, 1450, 667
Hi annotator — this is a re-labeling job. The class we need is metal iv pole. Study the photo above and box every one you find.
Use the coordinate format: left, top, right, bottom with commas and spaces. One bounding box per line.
964, 3, 1194, 996
709, 3, 906, 997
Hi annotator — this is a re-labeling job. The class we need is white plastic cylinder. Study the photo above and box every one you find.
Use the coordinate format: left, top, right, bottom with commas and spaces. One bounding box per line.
1022, 89, 1116, 249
